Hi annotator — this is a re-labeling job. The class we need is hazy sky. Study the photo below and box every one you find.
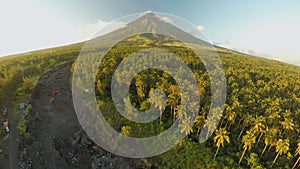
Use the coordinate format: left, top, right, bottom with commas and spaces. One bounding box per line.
1, 0, 300, 65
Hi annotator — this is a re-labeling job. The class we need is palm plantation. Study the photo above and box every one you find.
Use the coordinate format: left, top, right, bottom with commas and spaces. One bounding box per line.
213, 128, 230, 159
272, 139, 290, 165
292, 140, 300, 169
13, 32, 296, 168
179, 116, 193, 135
260, 128, 277, 158
239, 131, 256, 165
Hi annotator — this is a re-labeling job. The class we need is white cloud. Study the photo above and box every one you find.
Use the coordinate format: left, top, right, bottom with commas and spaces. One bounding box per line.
159, 16, 173, 24
78, 20, 127, 40
196, 25, 205, 31
190, 25, 205, 39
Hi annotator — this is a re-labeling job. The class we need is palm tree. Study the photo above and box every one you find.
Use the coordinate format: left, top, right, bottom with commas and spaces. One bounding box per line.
121, 126, 132, 136
260, 128, 277, 158
264, 128, 279, 153
238, 131, 256, 165
167, 93, 178, 122
150, 89, 165, 124
178, 116, 193, 135
281, 118, 295, 131
292, 140, 300, 169
224, 110, 236, 129
213, 128, 230, 159
237, 114, 253, 140
272, 139, 290, 165
256, 125, 267, 146
267, 111, 281, 126
251, 115, 265, 134
203, 115, 217, 139
135, 75, 145, 100
167, 85, 179, 122
176, 107, 186, 122
194, 115, 205, 136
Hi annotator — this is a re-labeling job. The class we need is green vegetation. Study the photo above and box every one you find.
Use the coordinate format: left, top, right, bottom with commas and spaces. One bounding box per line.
0, 43, 83, 142
16, 104, 32, 139
0, 42, 83, 109
0, 31, 299, 168
89, 33, 300, 168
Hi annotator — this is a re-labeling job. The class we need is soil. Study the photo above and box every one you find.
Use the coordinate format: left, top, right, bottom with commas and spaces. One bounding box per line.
20, 62, 148, 169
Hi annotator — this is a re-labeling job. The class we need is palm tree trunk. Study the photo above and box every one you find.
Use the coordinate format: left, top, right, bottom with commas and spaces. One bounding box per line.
159, 109, 162, 124
272, 152, 280, 164
214, 146, 220, 160
197, 127, 201, 137
260, 144, 268, 158
225, 120, 229, 129
292, 156, 300, 169
206, 129, 210, 140
173, 107, 176, 123
237, 118, 242, 128
268, 145, 274, 152
170, 106, 173, 122
219, 118, 224, 128
228, 122, 233, 130
256, 132, 263, 146
237, 126, 245, 140
238, 148, 247, 165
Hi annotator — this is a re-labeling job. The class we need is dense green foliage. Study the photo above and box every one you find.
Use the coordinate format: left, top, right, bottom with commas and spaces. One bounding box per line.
91, 34, 300, 168
0, 43, 83, 141
0, 43, 82, 107
1, 32, 300, 168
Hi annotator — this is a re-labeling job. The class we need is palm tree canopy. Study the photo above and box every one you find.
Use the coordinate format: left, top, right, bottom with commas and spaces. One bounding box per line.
295, 140, 300, 156
242, 131, 256, 150
281, 118, 295, 131
213, 128, 230, 148
276, 139, 290, 156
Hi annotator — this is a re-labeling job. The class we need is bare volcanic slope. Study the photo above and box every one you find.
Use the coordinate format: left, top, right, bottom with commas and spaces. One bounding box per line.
23, 62, 143, 169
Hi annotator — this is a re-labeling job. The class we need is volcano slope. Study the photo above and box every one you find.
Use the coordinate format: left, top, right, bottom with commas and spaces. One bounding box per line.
3, 13, 300, 168
23, 62, 144, 169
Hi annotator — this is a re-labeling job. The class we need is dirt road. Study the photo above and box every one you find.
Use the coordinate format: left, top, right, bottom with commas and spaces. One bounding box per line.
8, 104, 18, 169
0, 98, 19, 169
21, 62, 142, 169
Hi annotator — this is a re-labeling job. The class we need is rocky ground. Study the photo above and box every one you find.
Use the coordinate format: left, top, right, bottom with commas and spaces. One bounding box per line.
19, 62, 148, 169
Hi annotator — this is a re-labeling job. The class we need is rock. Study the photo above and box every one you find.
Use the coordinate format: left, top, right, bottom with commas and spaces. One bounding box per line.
19, 103, 27, 109
80, 132, 91, 146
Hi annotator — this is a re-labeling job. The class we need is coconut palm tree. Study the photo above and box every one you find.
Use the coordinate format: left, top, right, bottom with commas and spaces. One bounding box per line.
237, 114, 253, 140
256, 125, 267, 146
292, 140, 300, 169
272, 139, 290, 165
178, 116, 193, 135
203, 115, 217, 140
213, 128, 230, 159
224, 109, 236, 129
267, 111, 281, 127
167, 85, 180, 122
260, 128, 277, 158
251, 115, 265, 134
150, 89, 165, 124
281, 118, 295, 131
238, 131, 256, 165
265, 128, 279, 153
121, 125, 132, 136
194, 115, 205, 136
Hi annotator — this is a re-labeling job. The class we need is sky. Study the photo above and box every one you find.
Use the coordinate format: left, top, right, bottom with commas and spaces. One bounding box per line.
1, 0, 300, 65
